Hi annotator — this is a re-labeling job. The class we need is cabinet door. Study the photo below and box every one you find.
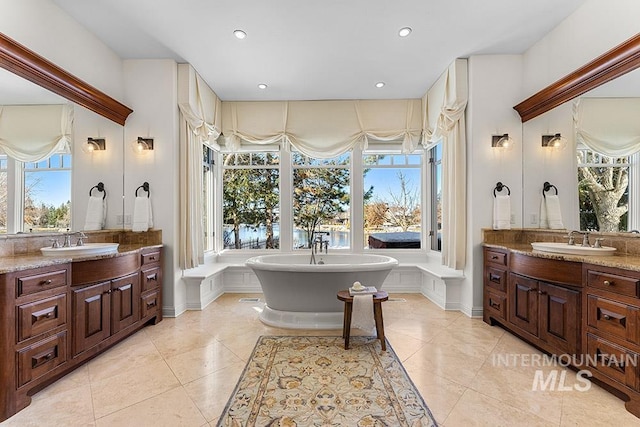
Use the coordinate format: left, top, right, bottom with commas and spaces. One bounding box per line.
72, 282, 111, 356
539, 282, 581, 354
508, 273, 538, 336
111, 273, 140, 334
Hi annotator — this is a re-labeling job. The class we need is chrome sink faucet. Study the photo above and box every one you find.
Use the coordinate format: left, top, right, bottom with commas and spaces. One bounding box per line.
61, 230, 88, 247
567, 230, 590, 247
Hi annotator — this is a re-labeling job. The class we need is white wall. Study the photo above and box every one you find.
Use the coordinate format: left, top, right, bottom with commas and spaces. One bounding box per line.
122, 59, 181, 316
0, 0, 125, 101
465, 55, 524, 316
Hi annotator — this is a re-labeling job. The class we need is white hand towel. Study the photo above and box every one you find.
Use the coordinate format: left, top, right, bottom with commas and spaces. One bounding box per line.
84, 195, 105, 231
539, 197, 549, 229
132, 196, 153, 232
493, 195, 511, 230
351, 294, 375, 333
545, 194, 564, 229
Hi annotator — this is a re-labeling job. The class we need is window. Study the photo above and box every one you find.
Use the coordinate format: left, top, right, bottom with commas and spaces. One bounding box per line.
363, 151, 423, 249
222, 151, 280, 249
202, 145, 215, 251
577, 147, 632, 232
217, 143, 439, 254
430, 144, 442, 251
22, 153, 72, 232
292, 152, 350, 249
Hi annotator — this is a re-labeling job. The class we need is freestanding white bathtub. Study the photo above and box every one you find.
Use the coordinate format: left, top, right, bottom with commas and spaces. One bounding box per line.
245, 253, 398, 329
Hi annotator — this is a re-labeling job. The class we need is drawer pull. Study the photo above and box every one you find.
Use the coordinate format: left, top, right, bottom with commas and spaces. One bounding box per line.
596, 348, 625, 373
148, 256, 156, 261
603, 314, 611, 320
537, 290, 547, 295
40, 279, 53, 286
489, 273, 501, 283
146, 299, 157, 309
31, 350, 56, 368
603, 280, 612, 286
491, 255, 499, 260
146, 273, 158, 282
490, 300, 501, 309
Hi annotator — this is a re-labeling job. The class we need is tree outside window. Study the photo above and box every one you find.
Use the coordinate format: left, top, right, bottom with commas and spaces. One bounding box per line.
292, 152, 350, 249
577, 148, 629, 232
222, 152, 280, 249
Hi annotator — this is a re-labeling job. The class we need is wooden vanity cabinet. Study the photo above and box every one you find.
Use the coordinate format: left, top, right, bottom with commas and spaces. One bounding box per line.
0, 264, 71, 420
0, 246, 163, 423
483, 248, 583, 356
483, 245, 640, 418
583, 263, 640, 415
483, 248, 509, 324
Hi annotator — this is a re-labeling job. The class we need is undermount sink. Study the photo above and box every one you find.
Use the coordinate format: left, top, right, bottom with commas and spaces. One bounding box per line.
531, 242, 616, 256
40, 243, 119, 257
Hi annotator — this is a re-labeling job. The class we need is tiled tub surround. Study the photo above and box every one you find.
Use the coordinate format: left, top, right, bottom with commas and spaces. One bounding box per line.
483, 228, 640, 419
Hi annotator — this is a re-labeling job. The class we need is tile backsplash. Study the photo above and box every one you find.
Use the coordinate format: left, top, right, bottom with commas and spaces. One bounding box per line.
483, 228, 640, 256
0, 229, 162, 257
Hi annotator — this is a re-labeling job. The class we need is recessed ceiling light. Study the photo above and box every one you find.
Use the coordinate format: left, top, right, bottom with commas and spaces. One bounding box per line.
375, 82, 385, 88
258, 83, 268, 89
398, 27, 412, 37
233, 29, 247, 39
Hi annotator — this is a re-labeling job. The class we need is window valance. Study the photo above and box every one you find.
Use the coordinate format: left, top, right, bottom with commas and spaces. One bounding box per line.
574, 97, 640, 157
178, 65, 222, 149
0, 103, 72, 162
221, 98, 422, 158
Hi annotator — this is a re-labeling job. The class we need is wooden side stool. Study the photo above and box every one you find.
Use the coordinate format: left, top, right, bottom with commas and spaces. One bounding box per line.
337, 290, 389, 350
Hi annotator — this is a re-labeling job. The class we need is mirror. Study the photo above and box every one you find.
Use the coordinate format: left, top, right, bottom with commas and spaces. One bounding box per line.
0, 32, 133, 233
519, 34, 640, 231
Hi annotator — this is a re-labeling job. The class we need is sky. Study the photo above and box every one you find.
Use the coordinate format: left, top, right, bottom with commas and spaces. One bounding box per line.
26, 170, 71, 207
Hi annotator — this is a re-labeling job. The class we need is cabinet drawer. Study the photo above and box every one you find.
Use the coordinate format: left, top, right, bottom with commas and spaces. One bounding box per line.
17, 331, 67, 387
587, 270, 640, 298
485, 266, 507, 292
141, 251, 161, 265
141, 266, 161, 292
17, 294, 67, 342
485, 290, 507, 321
16, 269, 67, 297
587, 295, 640, 344
141, 290, 160, 319
586, 333, 639, 390
485, 250, 507, 266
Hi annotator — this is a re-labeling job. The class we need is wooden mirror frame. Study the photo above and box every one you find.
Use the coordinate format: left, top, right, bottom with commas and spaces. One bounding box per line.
514, 33, 640, 122
0, 32, 133, 125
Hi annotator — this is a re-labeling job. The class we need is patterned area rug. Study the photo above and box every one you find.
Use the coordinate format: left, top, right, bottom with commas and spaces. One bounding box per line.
217, 336, 437, 426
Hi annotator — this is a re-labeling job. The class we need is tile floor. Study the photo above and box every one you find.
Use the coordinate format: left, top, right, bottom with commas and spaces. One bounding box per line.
2, 293, 639, 426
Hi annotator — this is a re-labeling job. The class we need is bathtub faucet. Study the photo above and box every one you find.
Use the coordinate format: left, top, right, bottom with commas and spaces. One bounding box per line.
310, 232, 330, 264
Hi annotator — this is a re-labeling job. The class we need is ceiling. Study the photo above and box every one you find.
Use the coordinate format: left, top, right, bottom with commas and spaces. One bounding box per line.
47, 0, 585, 101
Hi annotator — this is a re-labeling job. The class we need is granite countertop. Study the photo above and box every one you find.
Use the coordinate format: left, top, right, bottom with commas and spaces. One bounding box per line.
0, 244, 162, 274
483, 242, 640, 273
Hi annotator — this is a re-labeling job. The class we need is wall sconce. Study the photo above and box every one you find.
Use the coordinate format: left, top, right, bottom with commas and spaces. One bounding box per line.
541, 133, 567, 150
491, 134, 514, 150
86, 137, 106, 152
136, 137, 154, 151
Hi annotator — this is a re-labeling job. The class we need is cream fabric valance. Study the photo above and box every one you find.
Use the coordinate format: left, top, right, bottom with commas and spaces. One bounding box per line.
0, 104, 73, 162
221, 98, 422, 158
574, 97, 640, 157
178, 65, 222, 149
